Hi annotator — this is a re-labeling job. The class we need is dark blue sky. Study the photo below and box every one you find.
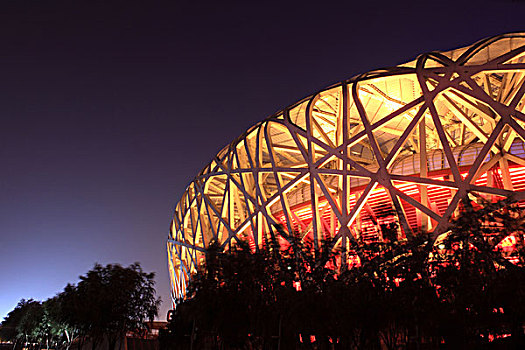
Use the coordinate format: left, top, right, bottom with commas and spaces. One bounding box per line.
1, 0, 524, 320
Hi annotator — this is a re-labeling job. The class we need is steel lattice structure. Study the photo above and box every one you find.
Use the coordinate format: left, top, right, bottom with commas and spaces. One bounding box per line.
168, 33, 525, 302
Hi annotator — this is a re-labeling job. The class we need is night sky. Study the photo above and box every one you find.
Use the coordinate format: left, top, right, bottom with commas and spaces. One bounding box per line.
1, 0, 525, 321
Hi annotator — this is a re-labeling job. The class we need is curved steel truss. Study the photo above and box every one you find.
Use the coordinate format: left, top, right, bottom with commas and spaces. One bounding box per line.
168, 33, 525, 301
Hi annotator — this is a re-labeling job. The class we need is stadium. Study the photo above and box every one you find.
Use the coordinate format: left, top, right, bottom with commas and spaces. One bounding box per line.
167, 32, 525, 303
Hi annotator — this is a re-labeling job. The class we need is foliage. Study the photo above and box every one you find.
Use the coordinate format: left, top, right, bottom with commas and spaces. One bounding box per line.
430, 198, 525, 347
162, 199, 525, 349
0, 299, 41, 348
0, 299, 67, 350
0, 262, 160, 350
62, 263, 160, 350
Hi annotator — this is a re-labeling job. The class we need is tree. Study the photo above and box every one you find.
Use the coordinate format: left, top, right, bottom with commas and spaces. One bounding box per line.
1, 263, 160, 350
431, 198, 525, 347
44, 294, 81, 350
64, 263, 161, 350
164, 198, 525, 349
0, 299, 41, 349
163, 234, 342, 349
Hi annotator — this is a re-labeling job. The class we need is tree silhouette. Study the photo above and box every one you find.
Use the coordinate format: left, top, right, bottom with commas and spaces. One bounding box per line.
1, 262, 160, 350
163, 203, 525, 349
0, 299, 41, 349
68, 263, 160, 350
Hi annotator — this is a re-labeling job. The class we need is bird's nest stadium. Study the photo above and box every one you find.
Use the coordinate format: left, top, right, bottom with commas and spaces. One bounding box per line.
167, 32, 525, 303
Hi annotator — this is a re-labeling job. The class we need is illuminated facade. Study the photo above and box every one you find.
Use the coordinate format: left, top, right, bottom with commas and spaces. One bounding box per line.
168, 33, 525, 302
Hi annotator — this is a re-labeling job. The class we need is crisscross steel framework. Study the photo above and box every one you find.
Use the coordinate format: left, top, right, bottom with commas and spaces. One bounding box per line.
168, 33, 525, 302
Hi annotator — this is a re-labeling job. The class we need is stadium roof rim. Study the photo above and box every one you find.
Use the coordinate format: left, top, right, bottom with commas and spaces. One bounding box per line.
190, 31, 525, 182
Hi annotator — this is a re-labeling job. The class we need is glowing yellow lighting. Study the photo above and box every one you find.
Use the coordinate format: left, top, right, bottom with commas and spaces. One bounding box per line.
168, 32, 525, 303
